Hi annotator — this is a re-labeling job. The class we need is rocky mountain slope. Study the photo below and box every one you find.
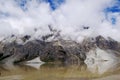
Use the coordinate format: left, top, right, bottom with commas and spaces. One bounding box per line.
0, 34, 120, 65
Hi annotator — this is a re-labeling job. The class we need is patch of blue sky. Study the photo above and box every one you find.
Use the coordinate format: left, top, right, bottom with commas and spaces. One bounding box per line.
104, 0, 120, 25
106, 6, 120, 13
14, 0, 30, 11
105, 0, 120, 13
111, 17, 116, 24
15, 0, 65, 11
44, 0, 65, 10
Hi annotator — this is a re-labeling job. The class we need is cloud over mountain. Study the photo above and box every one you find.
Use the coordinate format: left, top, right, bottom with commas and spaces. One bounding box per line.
0, 0, 120, 42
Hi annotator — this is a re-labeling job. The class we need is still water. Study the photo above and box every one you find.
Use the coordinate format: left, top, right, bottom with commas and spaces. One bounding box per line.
0, 61, 120, 80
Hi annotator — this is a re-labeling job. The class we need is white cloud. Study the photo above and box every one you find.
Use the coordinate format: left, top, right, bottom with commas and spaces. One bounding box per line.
0, 21, 18, 37
0, 0, 120, 42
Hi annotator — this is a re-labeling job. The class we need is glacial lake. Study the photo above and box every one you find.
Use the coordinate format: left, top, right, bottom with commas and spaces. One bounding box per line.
0, 61, 120, 80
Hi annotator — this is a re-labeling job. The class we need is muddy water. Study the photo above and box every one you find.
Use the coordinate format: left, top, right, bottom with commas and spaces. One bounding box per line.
0, 61, 120, 80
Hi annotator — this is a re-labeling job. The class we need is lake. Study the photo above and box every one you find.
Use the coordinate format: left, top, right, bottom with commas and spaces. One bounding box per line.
0, 61, 120, 80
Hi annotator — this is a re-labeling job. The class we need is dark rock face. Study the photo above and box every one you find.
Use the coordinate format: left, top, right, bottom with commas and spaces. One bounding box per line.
40, 40, 86, 64
0, 39, 86, 64
80, 35, 120, 53
96, 36, 120, 52
0, 35, 120, 65
0, 40, 46, 63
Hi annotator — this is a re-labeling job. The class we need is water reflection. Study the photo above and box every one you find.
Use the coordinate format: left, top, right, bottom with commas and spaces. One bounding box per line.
0, 61, 120, 80
0, 75, 23, 80
86, 60, 120, 74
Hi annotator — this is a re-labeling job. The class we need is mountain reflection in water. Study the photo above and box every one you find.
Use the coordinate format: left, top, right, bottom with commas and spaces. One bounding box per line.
0, 61, 120, 80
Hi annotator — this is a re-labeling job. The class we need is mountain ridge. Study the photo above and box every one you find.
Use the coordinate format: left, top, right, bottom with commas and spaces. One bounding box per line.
0, 35, 120, 65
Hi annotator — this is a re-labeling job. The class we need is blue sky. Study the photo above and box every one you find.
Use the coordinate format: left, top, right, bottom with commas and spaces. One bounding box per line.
1, 0, 120, 41
105, 0, 120, 24
15, 0, 120, 12
106, 0, 120, 12
14, 0, 120, 25
15, 0, 65, 10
